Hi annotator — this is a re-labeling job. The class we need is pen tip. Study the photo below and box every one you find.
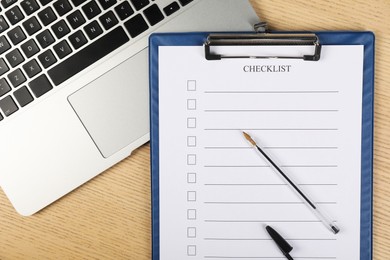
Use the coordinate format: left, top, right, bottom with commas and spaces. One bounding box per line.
242, 131, 256, 146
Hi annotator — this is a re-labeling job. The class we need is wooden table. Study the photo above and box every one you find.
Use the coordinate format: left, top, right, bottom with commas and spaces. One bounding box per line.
1, 0, 389, 258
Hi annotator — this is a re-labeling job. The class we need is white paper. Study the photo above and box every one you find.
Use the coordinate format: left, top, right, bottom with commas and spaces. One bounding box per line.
158, 45, 363, 259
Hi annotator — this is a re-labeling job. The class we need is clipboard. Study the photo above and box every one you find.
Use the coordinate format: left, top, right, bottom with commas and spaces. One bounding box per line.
149, 27, 374, 260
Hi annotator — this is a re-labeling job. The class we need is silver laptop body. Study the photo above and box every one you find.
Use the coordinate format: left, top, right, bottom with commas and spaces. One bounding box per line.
0, 0, 258, 215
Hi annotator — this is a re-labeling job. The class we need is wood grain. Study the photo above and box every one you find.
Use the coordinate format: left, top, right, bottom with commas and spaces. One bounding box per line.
1, 0, 389, 259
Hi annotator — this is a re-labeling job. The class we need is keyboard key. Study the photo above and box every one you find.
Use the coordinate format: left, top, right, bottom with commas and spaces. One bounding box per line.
39, 0, 54, 6
53, 40, 72, 59
8, 69, 26, 87
163, 2, 180, 16
98, 0, 117, 10
5, 49, 25, 68
178, 0, 192, 6
115, 1, 134, 20
21, 39, 40, 58
29, 74, 53, 97
38, 7, 57, 26
1, 0, 18, 9
0, 15, 9, 34
124, 13, 148, 38
82, 0, 101, 20
22, 16, 42, 36
0, 58, 10, 76
69, 30, 87, 49
22, 59, 42, 78
14, 86, 34, 107
0, 36, 11, 55
0, 95, 18, 116
84, 20, 103, 40
71, 0, 87, 6
36, 29, 55, 48
53, 0, 73, 16
38, 49, 57, 68
6, 6, 25, 26
52, 19, 71, 39
48, 26, 129, 86
67, 10, 86, 29
130, 0, 149, 11
0, 78, 11, 97
7, 26, 26, 45
21, 0, 40, 15
99, 10, 118, 30
144, 4, 164, 26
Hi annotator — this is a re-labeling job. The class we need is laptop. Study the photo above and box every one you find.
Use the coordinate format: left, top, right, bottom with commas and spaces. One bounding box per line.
0, 0, 258, 216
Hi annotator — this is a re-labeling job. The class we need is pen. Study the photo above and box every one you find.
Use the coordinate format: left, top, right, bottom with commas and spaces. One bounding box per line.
266, 225, 294, 260
242, 131, 340, 234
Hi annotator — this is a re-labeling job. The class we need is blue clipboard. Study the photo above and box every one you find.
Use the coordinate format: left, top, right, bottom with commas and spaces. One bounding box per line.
149, 31, 374, 260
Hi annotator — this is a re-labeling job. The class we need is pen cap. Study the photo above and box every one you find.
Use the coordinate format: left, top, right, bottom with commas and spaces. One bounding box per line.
266, 226, 293, 253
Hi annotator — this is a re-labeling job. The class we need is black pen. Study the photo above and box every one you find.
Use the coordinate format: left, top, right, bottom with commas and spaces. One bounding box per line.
266, 225, 294, 260
243, 131, 340, 234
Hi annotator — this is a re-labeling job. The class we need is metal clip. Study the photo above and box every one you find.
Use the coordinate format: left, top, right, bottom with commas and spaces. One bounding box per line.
204, 22, 321, 61
253, 21, 269, 33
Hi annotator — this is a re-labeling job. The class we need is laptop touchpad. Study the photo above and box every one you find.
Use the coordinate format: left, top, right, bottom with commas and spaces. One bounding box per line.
68, 50, 149, 158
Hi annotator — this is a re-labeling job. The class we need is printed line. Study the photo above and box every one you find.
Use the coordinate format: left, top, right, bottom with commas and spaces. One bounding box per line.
204, 256, 337, 259
204, 165, 338, 168
204, 146, 338, 150
204, 109, 339, 112
204, 238, 337, 241
204, 128, 338, 131
281, 165, 338, 168
204, 220, 325, 223
204, 183, 338, 186
204, 165, 269, 168
204, 202, 337, 205
204, 146, 252, 149
204, 90, 339, 94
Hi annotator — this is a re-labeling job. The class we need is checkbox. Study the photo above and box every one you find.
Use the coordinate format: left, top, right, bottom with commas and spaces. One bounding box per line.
187, 209, 197, 220
187, 245, 197, 256
187, 154, 196, 165
187, 227, 197, 238
187, 191, 196, 202
187, 136, 197, 147
187, 99, 197, 110
187, 118, 197, 128
187, 80, 196, 91
187, 172, 197, 183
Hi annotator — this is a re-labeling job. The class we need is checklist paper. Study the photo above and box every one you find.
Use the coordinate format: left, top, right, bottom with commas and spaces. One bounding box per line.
158, 45, 363, 259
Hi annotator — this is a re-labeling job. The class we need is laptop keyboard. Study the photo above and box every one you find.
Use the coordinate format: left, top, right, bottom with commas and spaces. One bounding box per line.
0, 0, 193, 121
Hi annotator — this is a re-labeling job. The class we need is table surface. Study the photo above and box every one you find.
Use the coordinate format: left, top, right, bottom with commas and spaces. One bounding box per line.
1, 0, 389, 259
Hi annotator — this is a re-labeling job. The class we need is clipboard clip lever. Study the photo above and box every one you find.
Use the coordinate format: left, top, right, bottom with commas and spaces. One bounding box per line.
205, 22, 321, 61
